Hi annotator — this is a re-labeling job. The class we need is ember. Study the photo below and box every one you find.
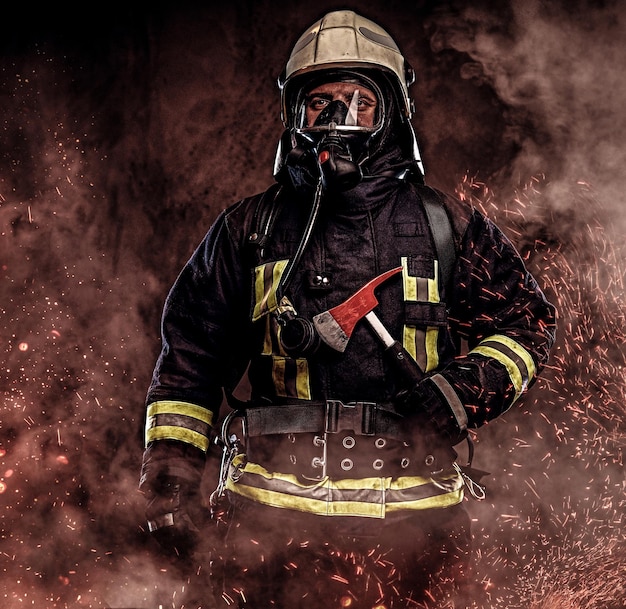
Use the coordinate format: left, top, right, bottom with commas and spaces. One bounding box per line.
1, 2, 625, 608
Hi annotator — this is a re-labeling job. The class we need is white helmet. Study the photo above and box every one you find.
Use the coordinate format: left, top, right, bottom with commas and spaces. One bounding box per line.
279, 10, 415, 126
275, 10, 423, 180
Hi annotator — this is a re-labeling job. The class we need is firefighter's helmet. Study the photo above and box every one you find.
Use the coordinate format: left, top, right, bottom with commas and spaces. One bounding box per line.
278, 10, 415, 127
274, 10, 423, 180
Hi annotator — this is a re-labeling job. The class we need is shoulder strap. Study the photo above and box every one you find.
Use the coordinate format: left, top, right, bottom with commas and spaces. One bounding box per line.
419, 185, 456, 290
247, 183, 283, 263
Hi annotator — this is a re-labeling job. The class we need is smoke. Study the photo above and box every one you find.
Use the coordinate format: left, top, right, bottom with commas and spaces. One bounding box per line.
426, 0, 626, 219
424, 2, 626, 607
1, 1, 625, 608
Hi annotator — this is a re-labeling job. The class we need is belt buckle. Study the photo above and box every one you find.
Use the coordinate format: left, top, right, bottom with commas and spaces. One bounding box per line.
325, 400, 376, 435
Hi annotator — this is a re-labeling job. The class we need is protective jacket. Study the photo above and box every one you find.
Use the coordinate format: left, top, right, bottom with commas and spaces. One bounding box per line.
140, 171, 556, 520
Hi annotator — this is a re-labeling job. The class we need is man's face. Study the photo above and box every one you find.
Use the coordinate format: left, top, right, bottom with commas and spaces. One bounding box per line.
304, 81, 378, 128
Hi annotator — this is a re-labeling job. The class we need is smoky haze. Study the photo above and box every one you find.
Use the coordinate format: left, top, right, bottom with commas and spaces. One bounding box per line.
1, 1, 624, 608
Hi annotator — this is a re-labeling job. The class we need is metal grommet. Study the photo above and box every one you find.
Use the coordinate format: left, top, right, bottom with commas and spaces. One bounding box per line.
289, 454, 297, 465
341, 458, 353, 471
287, 433, 296, 443
313, 435, 325, 447
401, 457, 410, 468
312, 457, 325, 468
342, 436, 356, 449
374, 437, 386, 449
424, 454, 436, 467
372, 459, 384, 470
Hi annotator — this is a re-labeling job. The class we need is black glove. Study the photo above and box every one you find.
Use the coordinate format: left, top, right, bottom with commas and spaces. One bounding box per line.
144, 475, 205, 561
396, 374, 468, 446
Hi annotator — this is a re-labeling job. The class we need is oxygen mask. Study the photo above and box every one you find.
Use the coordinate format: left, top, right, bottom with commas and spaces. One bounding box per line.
291, 76, 385, 192
312, 98, 363, 191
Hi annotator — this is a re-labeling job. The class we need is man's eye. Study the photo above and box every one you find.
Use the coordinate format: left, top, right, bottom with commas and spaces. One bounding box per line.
357, 97, 376, 109
308, 98, 329, 110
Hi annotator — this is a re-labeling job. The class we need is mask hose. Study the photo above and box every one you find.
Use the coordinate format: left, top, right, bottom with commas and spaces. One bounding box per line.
274, 177, 324, 356
276, 176, 323, 302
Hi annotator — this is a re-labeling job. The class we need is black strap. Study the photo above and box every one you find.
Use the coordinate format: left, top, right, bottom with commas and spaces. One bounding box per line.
243, 401, 408, 439
247, 183, 283, 262
420, 186, 456, 291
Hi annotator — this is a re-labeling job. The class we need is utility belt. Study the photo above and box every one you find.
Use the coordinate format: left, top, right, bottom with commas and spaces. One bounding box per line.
223, 400, 456, 480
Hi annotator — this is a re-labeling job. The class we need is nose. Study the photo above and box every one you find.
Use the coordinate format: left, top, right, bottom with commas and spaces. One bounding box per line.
313, 100, 349, 126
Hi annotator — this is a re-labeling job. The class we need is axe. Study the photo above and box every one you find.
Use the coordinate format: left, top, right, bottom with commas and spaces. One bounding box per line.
312, 267, 425, 383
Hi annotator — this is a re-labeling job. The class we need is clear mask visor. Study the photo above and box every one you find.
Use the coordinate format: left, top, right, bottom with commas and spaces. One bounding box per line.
293, 78, 384, 137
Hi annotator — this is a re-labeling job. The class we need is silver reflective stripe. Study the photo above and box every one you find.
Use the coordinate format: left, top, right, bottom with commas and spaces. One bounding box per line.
430, 373, 468, 431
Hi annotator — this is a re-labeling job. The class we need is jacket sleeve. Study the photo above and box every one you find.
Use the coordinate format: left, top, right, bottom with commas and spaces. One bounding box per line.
140, 204, 253, 489
420, 206, 557, 433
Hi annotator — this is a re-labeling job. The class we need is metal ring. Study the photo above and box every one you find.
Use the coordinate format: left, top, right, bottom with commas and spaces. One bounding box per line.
424, 454, 436, 467
341, 458, 353, 471
312, 457, 325, 468
372, 459, 384, 470
342, 436, 356, 449
374, 437, 386, 449
401, 457, 410, 468
289, 454, 297, 465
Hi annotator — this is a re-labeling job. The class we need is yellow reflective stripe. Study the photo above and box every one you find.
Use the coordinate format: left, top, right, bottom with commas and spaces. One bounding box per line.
470, 335, 536, 400
385, 488, 464, 512
227, 478, 463, 516
294, 358, 311, 400
145, 400, 213, 448
473, 345, 524, 397
485, 334, 537, 379
234, 459, 399, 489
401, 257, 422, 368
226, 459, 464, 517
261, 317, 273, 355
146, 425, 210, 452
229, 482, 386, 517
146, 400, 213, 424
425, 327, 439, 372
252, 260, 289, 321
403, 325, 417, 361
401, 257, 417, 300
402, 257, 441, 373
272, 356, 287, 395
253, 266, 266, 321
425, 261, 440, 371
271, 356, 311, 400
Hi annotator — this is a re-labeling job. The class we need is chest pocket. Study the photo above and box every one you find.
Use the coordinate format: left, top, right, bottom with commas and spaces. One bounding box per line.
401, 255, 448, 373
252, 259, 312, 400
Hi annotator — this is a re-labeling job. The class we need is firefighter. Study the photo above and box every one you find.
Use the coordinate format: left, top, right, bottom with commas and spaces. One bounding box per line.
139, 10, 556, 609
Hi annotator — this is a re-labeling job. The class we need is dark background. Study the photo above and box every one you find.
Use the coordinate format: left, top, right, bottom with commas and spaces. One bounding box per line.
1, 1, 625, 607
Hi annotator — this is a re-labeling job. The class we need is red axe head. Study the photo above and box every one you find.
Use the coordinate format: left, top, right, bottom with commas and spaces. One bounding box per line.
312, 266, 402, 352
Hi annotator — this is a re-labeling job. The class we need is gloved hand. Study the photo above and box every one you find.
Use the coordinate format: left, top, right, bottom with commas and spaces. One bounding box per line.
144, 475, 205, 561
396, 374, 468, 447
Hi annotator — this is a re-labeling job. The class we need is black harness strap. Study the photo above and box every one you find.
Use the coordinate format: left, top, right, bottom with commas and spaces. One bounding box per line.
247, 183, 283, 262
419, 186, 456, 291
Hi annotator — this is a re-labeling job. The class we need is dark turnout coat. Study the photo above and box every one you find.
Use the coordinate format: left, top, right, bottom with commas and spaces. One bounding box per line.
141, 174, 556, 518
